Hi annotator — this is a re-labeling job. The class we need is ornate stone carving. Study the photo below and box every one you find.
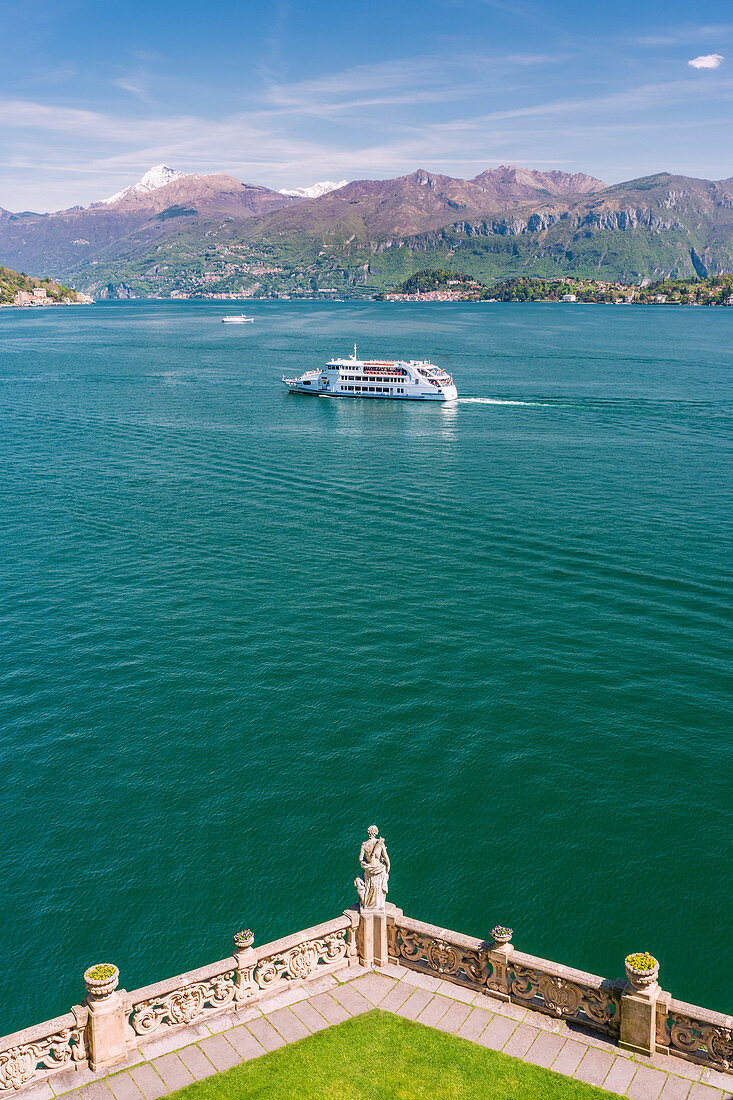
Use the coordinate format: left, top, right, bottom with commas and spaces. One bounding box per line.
391, 925, 488, 988
667, 1012, 733, 1071
130, 971, 236, 1036
355, 826, 389, 910
253, 928, 350, 994
0, 1026, 84, 1095
510, 965, 620, 1032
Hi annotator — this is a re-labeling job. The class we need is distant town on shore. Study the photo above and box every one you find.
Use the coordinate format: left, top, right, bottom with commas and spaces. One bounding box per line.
378, 270, 733, 306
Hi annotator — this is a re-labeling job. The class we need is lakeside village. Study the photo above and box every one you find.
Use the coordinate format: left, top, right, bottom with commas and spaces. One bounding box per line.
0, 266, 93, 308
377, 270, 733, 305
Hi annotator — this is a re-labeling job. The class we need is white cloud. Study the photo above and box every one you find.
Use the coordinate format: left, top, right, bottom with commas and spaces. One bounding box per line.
688, 54, 724, 69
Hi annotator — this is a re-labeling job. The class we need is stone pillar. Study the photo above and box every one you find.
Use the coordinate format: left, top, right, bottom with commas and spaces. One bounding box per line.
620, 987, 660, 1056
358, 908, 388, 969
83, 967, 129, 1072
485, 943, 514, 1002
233, 946, 258, 1005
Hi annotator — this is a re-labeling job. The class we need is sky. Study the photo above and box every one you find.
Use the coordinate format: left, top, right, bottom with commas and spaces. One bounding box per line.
1, 0, 732, 212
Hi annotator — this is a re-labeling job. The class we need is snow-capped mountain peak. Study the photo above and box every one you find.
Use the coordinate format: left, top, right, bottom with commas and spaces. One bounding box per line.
278, 179, 349, 199
102, 165, 187, 205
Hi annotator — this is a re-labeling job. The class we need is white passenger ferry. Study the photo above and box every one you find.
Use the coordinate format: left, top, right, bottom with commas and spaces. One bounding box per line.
283, 348, 457, 401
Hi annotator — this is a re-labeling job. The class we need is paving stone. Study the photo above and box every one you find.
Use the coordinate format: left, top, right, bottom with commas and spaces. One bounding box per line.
198, 1034, 242, 1072
137, 1025, 211, 1060
176, 1046, 216, 1082
551, 1039, 588, 1077
476, 1014, 518, 1050
289, 999, 331, 1033
522, 1008, 566, 1034
399, 970, 444, 994
266, 1007, 310, 1043
701, 1069, 733, 1092
395, 988, 434, 1021
149, 1055, 193, 1092
108, 1074, 143, 1100
52, 1092, 82, 1100
229, 1005, 264, 1026
128, 1064, 168, 1100
635, 1055, 702, 1081
456, 1007, 493, 1043
626, 1064, 668, 1100
659, 1075, 693, 1099
301, 974, 338, 995
485, 996, 527, 1022
433, 1000, 473, 1035
223, 1026, 267, 1061
328, 982, 372, 1016
502, 1024, 540, 1059
602, 1056, 638, 1096
435, 981, 476, 1005
78, 1084, 113, 1100
205, 1011, 242, 1035
687, 1085, 725, 1100
336, 965, 368, 982
416, 996, 453, 1028
302, 992, 350, 1025
349, 973, 396, 1006
18, 1082, 54, 1100
575, 1047, 616, 1088
566, 1024, 631, 1057
379, 981, 418, 1013
523, 1031, 566, 1069
380, 963, 405, 979
256, 986, 309, 1014
245, 1017, 287, 1053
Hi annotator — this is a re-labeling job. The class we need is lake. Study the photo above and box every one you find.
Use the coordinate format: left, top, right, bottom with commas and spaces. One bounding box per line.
0, 299, 730, 1031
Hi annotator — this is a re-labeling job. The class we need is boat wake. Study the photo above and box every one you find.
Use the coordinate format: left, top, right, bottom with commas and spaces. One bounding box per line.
459, 397, 558, 407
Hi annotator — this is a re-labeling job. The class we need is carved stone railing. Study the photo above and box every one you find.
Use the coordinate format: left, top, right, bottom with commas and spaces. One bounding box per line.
129, 959, 238, 1039
657, 998, 733, 1073
128, 912, 358, 1045
387, 910, 622, 1039
0, 1010, 88, 1095
1, 896, 731, 1094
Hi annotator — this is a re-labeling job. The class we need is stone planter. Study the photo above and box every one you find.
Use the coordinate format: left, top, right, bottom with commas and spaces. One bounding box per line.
491, 927, 513, 949
84, 964, 119, 999
625, 954, 659, 992
234, 934, 255, 951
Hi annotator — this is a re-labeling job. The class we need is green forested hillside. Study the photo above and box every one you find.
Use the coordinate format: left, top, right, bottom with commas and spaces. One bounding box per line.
0, 264, 80, 304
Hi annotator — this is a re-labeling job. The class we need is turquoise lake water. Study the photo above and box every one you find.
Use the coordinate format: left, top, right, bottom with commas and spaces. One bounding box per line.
0, 299, 731, 1032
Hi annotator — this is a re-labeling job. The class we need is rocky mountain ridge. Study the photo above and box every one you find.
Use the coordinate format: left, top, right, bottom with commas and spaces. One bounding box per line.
2, 165, 732, 295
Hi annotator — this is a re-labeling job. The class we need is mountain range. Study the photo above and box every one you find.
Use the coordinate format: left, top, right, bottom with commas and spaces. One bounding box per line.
1, 164, 732, 297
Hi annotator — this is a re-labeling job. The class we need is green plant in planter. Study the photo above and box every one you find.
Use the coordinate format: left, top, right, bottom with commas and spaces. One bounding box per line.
87, 964, 116, 980
626, 952, 657, 971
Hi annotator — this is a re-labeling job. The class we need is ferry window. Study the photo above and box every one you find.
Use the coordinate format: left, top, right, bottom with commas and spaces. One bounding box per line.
303, 380, 311, 385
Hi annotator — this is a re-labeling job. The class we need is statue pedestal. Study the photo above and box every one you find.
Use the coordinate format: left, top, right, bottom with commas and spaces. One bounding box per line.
358, 907, 388, 969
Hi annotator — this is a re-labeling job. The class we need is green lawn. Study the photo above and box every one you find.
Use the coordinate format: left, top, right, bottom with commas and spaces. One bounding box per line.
170, 1011, 616, 1099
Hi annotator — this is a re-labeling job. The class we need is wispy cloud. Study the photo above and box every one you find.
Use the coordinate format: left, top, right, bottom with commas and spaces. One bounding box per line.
634, 24, 733, 47
688, 54, 724, 70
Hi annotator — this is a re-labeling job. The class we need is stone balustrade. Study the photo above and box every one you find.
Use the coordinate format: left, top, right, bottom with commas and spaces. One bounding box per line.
0, 898, 730, 1094
0, 1011, 87, 1094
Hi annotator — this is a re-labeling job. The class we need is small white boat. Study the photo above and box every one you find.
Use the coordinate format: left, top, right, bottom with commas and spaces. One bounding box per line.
221, 315, 254, 324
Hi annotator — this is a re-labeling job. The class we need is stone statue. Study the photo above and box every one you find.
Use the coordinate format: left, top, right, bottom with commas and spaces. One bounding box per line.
355, 825, 390, 910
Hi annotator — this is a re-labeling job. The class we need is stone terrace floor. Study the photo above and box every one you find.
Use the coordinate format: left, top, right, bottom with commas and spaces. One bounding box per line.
27, 966, 733, 1100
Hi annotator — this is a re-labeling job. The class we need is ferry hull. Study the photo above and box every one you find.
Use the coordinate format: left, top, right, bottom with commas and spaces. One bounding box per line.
283, 383, 456, 401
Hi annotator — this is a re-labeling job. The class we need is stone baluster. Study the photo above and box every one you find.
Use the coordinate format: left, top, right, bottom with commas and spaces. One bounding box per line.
83, 965, 130, 1072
